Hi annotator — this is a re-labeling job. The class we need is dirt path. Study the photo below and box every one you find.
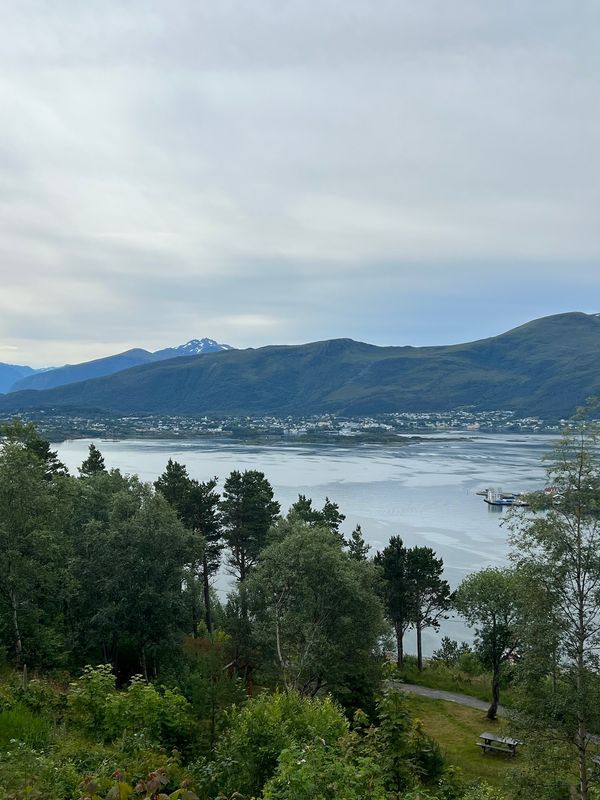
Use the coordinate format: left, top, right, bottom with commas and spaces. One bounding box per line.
387, 681, 508, 717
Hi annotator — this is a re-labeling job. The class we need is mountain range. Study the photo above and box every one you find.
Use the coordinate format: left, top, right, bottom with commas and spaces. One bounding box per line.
1, 312, 600, 419
1, 338, 233, 393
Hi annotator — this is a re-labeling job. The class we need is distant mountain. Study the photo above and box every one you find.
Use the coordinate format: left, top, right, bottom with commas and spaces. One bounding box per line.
9, 338, 233, 393
154, 338, 235, 359
0, 363, 37, 394
2, 313, 600, 419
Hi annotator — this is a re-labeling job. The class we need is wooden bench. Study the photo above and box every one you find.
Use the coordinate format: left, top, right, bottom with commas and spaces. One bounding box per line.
477, 731, 521, 757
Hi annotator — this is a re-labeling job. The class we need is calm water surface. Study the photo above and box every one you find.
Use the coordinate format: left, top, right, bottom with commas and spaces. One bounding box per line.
55, 433, 556, 653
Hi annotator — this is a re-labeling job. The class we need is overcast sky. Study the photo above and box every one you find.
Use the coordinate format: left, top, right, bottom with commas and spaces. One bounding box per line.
1, 1, 599, 366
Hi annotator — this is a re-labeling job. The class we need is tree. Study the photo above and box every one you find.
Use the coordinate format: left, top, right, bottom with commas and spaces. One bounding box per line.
221, 470, 280, 583
406, 546, 452, 672
508, 410, 600, 800
247, 523, 385, 706
2, 419, 67, 479
155, 460, 221, 635
79, 443, 106, 477
288, 494, 345, 540
0, 433, 74, 667
454, 567, 521, 719
71, 472, 192, 676
347, 524, 369, 560
374, 536, 412, 668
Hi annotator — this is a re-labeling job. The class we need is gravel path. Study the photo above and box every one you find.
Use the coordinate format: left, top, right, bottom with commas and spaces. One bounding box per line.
386, 681, 508, 717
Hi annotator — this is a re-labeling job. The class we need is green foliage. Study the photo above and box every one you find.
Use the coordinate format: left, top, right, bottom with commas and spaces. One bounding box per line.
0, 703, 52, 749
376, 689, 418, 793
288, 494, 346, 539
247, 523, 385, 709
7, 311, 600, 419
0, 433, 75, 668
461, 785, 509, 800
80, 443, 107, 477
193, 690, 348, 799
69, 666, 194, 751
68, 664, 117, 736
508, 416, 600, 797
262, 740, 387, 800
220, 470, 280, 582
179, 634, 246, 751
431, 638, 473, 669
454, 568, 521, 718
346, 524, 370, 560
104, 677, 194, 751
71, 474, 193, 674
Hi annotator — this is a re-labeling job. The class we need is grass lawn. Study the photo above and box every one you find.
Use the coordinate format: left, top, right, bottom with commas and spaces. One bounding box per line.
403, 693, 518, 786
396, 661, 516, 708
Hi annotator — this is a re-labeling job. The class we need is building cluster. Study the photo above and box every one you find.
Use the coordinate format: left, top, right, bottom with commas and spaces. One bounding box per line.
3, 407, 563, 442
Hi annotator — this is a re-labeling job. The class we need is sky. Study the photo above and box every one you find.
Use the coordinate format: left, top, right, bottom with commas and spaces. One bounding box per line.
1, 1, 599, 367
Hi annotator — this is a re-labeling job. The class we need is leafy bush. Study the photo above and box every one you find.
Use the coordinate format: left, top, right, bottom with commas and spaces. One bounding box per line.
68, 666, 194, 751
78, 766, 199, 800
193, 690, 348, 799
16, 678, 67, 716
105, 677, 194, 751
263, 740, 386, 800
69, 664, 116, 736
431, 638, 473, 668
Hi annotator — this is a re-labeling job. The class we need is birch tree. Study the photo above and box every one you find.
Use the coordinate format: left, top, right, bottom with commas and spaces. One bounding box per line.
509, 410, 600, 800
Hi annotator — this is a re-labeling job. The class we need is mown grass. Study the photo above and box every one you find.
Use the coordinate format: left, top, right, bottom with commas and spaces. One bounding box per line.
403, 693, 518, 787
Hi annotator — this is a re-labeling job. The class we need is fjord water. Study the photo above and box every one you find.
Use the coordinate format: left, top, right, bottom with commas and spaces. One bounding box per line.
55, 433, 554, 653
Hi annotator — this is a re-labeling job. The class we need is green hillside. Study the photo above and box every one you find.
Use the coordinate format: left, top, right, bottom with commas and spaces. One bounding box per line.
2, 312, 600, 418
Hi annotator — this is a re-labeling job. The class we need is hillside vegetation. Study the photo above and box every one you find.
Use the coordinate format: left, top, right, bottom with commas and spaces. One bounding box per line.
2, 312, 600, 418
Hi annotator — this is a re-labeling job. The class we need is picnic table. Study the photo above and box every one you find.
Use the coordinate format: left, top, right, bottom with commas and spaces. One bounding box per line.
477, 731, 521, 757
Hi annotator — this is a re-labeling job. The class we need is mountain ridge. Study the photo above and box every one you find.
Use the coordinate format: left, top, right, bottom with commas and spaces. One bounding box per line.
8, 337, 233, 393
1, 312, 599, 419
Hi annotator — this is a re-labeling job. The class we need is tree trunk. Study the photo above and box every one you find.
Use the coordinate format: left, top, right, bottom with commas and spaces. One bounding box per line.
140, 647, 148, 682
416, 619, 423, 671
487, 667, 500, 720
203, 553, 213, 635
395, 622, 404, 669
10, 589, 22, 666
191, 580, 199, 638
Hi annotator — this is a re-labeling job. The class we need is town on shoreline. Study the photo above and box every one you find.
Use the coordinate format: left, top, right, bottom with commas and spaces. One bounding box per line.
1, 408, 565, 443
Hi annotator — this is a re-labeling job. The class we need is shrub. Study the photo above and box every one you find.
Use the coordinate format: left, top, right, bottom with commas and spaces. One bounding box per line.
68, 664, 116, 736
104, 677, 194, 751
16, 678, 67, 717
68, 666, 194, 751
193, 690, 348, 799
263, 740, 386, 800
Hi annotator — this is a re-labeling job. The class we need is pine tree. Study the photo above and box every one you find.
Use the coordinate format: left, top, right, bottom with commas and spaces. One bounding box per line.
347, 524, 370, 560
79, 443, 106, 476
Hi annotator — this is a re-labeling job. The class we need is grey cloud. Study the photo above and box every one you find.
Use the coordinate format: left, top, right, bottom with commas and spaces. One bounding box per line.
0, 2, 599, 365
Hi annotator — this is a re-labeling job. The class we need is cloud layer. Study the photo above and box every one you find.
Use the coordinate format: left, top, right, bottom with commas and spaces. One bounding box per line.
1, 2, 599, 365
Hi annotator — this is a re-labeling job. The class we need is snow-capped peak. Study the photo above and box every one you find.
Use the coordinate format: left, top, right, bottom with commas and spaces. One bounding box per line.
157, 338, 234, 356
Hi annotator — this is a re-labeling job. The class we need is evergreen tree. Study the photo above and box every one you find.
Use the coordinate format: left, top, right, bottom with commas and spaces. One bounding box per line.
288, 494, 345, 540
347, 524, 369, 561
155, 460, 221, 635
2, 419, 67, 479
221, 470, 280, 582
406, 547, 452, 672
374, 536, 412, 668
79, 443, 106, 476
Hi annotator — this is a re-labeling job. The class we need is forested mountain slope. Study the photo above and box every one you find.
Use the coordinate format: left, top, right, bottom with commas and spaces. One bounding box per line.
2, 313, 599, 418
